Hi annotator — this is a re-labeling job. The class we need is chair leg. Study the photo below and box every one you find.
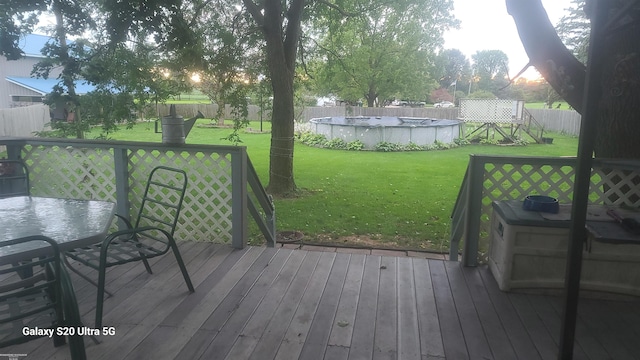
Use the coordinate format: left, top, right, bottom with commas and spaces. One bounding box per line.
141, 256, 153, 274
95, 264, 107, 329
168, 240, 194, 292
63, 255, 113, 297
59, 266, 89, 359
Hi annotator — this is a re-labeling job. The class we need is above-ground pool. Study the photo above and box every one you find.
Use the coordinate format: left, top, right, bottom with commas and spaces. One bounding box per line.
309, 116, 461, 149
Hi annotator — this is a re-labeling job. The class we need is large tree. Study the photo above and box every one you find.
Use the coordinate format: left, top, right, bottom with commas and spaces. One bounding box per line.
1, 0, 97, 138
555, 0, 590, 63
312, 0, 457, 107
471, 49, 510, 94
434, 48, 471, 90
240, 0, 305, 195
506, 0, 640, 159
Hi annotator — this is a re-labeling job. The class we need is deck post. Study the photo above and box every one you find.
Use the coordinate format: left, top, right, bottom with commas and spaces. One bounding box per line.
113, 147, 130, 228
463, 155, 484, 266
231, 148, 248, 249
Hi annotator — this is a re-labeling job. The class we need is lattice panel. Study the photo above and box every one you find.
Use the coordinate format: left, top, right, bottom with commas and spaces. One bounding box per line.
477, 161, 640, 248
128, 149, 233, 244
22, 145, 116, 201
460, 99, 523, 124
590, 168, 640, 207
479, 163, 576, 239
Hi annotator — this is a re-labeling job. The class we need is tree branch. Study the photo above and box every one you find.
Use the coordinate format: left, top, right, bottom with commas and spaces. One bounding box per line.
243, 0, 264, 28
506, 0, 586, 113
315, 0, 360, 17
283, 0, 305, 69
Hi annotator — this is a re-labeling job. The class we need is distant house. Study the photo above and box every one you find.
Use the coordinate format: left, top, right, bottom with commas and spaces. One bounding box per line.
0, 33, 94, 109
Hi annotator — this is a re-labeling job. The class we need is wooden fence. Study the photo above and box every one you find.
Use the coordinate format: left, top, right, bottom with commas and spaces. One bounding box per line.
527, 109, 581, 136
0, 103, 582, 138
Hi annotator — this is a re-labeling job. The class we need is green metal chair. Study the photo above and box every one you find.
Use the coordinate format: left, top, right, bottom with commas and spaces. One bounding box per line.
64, 166, 195, 328
0, 159, 30, 198
0, 235, 86, 360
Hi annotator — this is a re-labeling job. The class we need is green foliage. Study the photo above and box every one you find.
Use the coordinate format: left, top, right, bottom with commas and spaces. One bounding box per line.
374, 142, 402, 152
454, 137, 470, 146
555, 0, 589, 64
512, 137, 529, 146
467, 90, 497, 99
299, 132, 329, 147
403, 142, 424, 151
346, 140, 365, 151
312, 0, 458, 107
326, 138, 348, 150
472, 50, 509, 94
434, 49, 471, 90
480, 138, 500, 145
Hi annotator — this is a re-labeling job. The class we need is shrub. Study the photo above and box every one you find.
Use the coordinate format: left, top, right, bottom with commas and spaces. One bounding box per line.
375, 141, 402, 152
454, 137, 470, 146
403, 142, 424, 151
326, 137, 348, 150
480, 138, 500, 145
433, 140, 452, 150
299, 132, 328, 147
346, 139, 365, 151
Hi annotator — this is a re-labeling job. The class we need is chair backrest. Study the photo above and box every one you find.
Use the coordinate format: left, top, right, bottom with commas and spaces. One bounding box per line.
134, 166, 188, 237
0, 235, 63, 347
0, 159, 30, 199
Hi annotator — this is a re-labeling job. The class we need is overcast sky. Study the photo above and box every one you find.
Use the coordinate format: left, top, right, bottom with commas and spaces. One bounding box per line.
443, 0, 574, 79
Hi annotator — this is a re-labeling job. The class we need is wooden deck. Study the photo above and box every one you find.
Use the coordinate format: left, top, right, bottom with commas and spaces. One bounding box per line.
5, 242, 640, 359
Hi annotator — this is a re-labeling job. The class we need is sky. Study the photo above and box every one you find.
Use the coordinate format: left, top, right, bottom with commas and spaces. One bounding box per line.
443, 0, 574, 79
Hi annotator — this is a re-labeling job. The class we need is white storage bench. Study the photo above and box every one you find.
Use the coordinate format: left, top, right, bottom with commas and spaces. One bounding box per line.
488, 200, 640, 296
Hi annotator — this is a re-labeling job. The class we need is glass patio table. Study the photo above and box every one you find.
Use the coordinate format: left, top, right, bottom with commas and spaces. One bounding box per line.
0, 196, 116, 264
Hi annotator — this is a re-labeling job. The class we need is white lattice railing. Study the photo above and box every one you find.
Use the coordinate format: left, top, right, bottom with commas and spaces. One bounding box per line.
450, 155, 640, 266
459, 99, 525, 124
1, 137, 276, 248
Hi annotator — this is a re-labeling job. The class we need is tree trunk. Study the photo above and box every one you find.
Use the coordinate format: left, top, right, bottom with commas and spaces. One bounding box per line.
507, 0, 640, 159
260, 0, 300, 196
53, 0, 84, 139
366, 86, 376, 107
266, 59, 297, 195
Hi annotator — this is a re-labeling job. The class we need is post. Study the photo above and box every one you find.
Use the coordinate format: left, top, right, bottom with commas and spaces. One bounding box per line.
558, 1, 608, 357
463, 155, 485, 266
231, 149, 248, 249
113, 147, 130, 228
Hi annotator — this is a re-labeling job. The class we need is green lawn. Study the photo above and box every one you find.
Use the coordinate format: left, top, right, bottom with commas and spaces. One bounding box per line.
525, 101, 571, 110
96, 119, 579, 252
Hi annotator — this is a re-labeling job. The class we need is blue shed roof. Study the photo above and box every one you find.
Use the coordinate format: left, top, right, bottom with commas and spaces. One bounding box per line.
17, 34, 57, 58
6, 77, 96, 95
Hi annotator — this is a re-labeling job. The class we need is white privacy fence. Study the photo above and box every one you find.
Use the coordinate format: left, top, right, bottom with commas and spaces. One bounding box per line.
0, 104, 50, 137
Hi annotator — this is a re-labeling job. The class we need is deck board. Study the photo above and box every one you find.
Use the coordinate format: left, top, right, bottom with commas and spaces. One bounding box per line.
327, 253, 365, 349
274, 251, 335, 360
460, 265, 517, 359
412, 258, 445, 359
397, 257, 421, 360
429, 260, 468, 360
298, 252, 349, 360
373, 256, 398, 360
348, 254, 381, 360
248, 250, 322, 360
2, 242, 640, 360
444, 261, 493, 359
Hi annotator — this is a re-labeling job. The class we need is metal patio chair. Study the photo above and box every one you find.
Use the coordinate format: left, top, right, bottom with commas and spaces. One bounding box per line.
0, 159, 30, 198
64, 166, 195, 328
0, 235, 86, 360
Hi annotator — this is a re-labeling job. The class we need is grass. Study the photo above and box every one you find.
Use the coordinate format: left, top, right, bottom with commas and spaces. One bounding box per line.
94, 119, 579, 252
525, 101, 571, 110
